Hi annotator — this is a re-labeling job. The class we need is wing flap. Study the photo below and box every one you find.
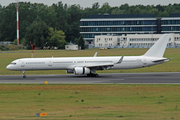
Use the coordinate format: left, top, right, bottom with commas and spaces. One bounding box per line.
85, 63, 114, 68
84, 55, 124, 68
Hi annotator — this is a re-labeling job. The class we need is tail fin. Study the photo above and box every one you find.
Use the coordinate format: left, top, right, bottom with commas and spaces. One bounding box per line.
143, 34, 171, 58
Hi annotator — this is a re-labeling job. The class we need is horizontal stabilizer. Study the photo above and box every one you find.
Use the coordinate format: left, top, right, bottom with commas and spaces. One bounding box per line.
152, 58, 170, 63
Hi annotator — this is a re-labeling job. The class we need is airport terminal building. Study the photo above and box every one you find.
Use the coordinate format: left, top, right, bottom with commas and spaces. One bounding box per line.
94, 33, 180, 48
80, 14, 180, 48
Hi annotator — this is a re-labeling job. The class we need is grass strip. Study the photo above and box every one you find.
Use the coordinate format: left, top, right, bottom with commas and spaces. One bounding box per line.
0, 84, 180, 119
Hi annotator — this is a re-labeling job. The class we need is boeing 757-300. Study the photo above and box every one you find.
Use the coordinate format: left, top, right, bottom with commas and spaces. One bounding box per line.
6, 34, 171, 78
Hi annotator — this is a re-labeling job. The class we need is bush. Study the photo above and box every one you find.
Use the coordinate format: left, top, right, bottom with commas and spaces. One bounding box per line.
6, 45, 19, 50
0, 45, 9, 51
26, 46, 32, 50
0, 44, 25, 51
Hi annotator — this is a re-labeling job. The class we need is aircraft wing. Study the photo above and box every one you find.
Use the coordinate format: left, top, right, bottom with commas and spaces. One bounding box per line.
84, 55, 124, 70
85, 63, 114, 68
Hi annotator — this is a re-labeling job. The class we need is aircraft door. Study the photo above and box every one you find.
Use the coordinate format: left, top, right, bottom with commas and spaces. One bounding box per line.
48, 61, 52, 66
21, 61, 25, 67
142, 59, 147, 66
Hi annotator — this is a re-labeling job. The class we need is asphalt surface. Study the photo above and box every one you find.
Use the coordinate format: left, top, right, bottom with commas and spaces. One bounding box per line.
0, 72, 180, 84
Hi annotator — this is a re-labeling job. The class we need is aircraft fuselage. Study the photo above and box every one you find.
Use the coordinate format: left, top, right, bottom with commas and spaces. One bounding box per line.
6, 56, 168, 71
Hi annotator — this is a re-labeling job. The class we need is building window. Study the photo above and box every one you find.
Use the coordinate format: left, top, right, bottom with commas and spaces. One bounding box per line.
96, 28, 98, 32
137, 21, 139, 25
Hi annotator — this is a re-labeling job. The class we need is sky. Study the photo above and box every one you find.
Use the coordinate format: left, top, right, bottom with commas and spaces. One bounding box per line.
1, 0, 180, 8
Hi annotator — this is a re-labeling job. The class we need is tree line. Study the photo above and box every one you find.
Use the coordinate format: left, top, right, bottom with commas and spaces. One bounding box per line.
0, 1, 180, 49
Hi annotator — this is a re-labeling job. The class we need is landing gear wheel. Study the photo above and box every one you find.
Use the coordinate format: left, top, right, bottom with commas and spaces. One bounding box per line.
23, 75, 26, 78
22, 70, 26, 78
95, 74, 99, 77
87, 73, 99, 77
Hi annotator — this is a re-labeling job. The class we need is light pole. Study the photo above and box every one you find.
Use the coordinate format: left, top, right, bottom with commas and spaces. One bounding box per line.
30, 42, 34, 58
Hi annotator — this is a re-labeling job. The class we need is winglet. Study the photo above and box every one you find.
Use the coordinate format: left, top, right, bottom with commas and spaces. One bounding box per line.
93, 52, 97, 57
116, 55, 124, 64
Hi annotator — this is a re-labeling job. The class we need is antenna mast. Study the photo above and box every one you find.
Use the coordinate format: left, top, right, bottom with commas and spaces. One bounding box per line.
16, 0, 19, 45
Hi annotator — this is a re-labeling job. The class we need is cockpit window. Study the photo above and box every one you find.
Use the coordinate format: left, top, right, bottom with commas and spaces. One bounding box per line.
10, 62, 16, 65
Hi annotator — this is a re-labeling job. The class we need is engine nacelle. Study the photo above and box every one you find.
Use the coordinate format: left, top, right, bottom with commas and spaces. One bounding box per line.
74, 67, 90, 75
66, 69, 74, 73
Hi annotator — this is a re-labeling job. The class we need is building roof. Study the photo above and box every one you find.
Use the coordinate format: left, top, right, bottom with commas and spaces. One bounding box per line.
67, 43, 77, 45
169, 13, 180, 17
86, 14, 156, 19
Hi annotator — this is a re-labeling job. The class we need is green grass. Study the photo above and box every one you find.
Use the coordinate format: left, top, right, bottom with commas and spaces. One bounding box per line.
0, 84, 180, 119
1, 48, 180, 75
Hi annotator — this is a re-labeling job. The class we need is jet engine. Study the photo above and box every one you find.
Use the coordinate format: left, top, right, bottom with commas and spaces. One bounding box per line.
74, 67, 90, 75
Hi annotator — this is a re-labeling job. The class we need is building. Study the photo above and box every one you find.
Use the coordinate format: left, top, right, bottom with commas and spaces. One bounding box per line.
0, 41, 13, 45
65, 43, 78, 50
94, 33, 180, 48
80, 14, 180, 45
161, 14, 180, 34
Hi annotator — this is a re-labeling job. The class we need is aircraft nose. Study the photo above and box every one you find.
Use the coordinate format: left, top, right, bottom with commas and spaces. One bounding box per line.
6, 65, 11, 70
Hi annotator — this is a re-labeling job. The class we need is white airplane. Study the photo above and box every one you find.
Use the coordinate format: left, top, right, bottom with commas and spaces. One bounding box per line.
6, 34, 171, 78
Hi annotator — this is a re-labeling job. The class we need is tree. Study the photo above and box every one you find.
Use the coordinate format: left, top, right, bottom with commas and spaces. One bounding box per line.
92, 2, 100, 10
0, 3, 16, 41
78, 36, 85, 50
48, 27, 67, 49
13, 39, 18, 45
64, 4, 82, 42
25, 20, 49, 48
52, 2, 68, 32
21, 38, 26, 46
159, 11, 169, 17
100, 2, 111, 13
111, 7, 125, 14
1, 1, 180, 46
119, 3, 129, 14
134, 7, 141, 14
74, 37, 79, 45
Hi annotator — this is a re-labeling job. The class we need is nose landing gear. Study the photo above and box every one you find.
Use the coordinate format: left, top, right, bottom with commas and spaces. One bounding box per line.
22, 70, 26, 78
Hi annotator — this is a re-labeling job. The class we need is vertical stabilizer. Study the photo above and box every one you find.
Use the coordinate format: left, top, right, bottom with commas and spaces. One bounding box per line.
143, 34, 170, 58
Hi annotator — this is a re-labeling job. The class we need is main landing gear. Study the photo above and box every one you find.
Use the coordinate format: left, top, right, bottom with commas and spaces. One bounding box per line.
22, 70, 26, 78
87, 70, 99, 77
87, 73, 99, 77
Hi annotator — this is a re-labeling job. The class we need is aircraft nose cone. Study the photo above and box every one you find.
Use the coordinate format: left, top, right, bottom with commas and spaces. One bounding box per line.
6, 65, 10, 70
